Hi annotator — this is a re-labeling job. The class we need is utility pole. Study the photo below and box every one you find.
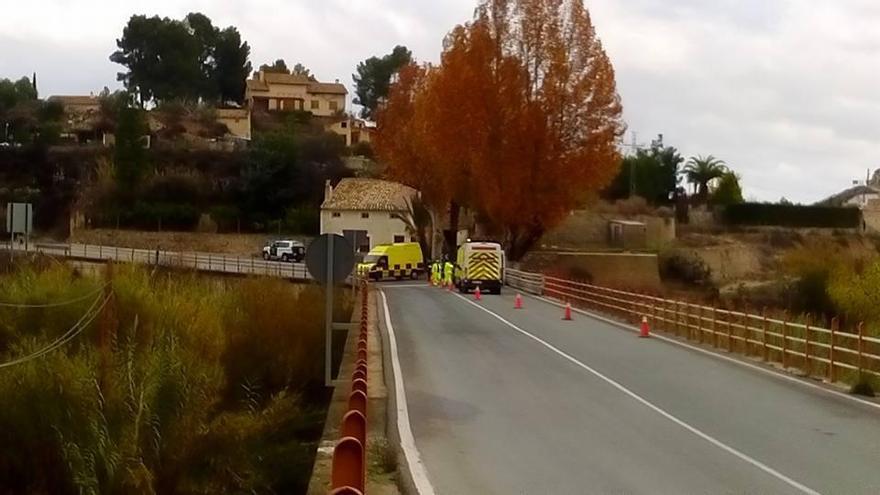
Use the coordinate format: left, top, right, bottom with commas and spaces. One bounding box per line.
628, 132, 638, 198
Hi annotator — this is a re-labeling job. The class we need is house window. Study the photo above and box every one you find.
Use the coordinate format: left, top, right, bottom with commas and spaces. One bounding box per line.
394, 235, 405, 243
311, 100, 319, 110
341, 121, 348, 128
329, 100, 339, 111
332, 212, 341, 218
361, 212, 370, 219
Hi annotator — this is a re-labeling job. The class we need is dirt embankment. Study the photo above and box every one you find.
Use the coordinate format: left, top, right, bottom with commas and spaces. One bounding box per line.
71, 229, 313, 256
520, 251, 662, 292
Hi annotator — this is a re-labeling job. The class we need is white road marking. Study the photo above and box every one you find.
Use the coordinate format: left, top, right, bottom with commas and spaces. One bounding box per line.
530, 294, 880, 413
381, 284, 432, 289
378, 290, 437, 495
452, 292, 822, 495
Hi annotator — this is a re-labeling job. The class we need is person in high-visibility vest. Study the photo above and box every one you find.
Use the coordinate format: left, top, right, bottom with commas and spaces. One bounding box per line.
444, 259, 454, 288
431, 261, 440, 286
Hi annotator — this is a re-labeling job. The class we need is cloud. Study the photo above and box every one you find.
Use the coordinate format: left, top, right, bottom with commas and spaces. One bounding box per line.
588, 0, 880, 202
2, 0, 877, 203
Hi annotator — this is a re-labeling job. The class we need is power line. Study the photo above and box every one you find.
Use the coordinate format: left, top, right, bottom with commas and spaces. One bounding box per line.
0, 284, 109, 308
0, 293, 110, 369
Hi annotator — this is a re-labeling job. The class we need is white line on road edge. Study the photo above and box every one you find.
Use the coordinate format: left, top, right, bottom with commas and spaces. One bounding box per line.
452, 292, 822, 495
379, 290, 437, 495
529, 294, 880, 413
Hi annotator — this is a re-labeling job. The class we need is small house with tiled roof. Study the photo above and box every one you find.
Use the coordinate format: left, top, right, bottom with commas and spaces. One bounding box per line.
320, 178, 418, 253
49, 94, 103, 143
246, 70, 347, 117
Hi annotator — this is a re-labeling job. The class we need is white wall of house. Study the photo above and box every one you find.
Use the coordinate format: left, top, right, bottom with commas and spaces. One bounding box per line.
845, 193, 880, 208
320, 209, 413, 250
307, 93, 345, 116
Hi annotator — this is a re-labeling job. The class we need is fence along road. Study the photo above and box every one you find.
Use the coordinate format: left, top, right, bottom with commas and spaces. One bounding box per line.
380, 277, 880, 494
1, 243, 311, 280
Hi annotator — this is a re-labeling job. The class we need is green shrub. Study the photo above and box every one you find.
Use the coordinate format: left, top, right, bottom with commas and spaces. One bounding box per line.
828, 260, 880, 332
369, 438, 398, 475
283, 206, 320, 235
781, 240, 857, 317
128, 201, 200, 230
209, 204, 242, 232
659, 251, 712, 286
850, 377, 876, 397
710, 172, 744, 206
140, 170, 206, 204
0, 263, 341, 493
722, 203, 860, 229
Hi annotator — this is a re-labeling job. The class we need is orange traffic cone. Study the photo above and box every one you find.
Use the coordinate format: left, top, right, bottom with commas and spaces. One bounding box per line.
639, 316, 651, 338
475, 287, 482, 301
514, 293, 523, 310
563, 302, 573, 321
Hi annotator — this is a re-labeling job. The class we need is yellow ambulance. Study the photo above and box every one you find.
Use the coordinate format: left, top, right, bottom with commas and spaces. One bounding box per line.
357, 242, 425, 280
454, 241, 504, 294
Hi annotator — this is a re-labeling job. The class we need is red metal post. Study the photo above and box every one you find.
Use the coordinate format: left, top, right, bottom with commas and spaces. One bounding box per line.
341, 410, 367, 446
331, 437, 365, 492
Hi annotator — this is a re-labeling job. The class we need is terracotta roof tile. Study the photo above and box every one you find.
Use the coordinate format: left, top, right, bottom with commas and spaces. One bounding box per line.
262, 72, 311, 85
308, 82, 348, 95
246, 79, 269, 92
321, 178, 417, 211
49, 95, 100, 107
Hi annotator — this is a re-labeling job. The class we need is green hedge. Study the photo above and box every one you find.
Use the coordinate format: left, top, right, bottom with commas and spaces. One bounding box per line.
722, 203, 861, 228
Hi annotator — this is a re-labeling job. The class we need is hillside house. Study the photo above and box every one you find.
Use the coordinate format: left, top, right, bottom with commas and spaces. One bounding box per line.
216, 108, 251, 141
320, 178, 417, 253
325, 117, 374, 147
49, 94, 103, 144
246, 70, 347, 117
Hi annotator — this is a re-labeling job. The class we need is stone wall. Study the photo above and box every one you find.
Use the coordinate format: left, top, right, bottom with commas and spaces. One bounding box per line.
540, 210, 675, 251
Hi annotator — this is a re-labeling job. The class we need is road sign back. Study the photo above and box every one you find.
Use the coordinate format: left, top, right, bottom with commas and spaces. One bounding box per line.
306, 234, 355, 285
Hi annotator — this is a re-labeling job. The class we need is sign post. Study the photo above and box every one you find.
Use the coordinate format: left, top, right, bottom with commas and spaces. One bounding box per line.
5, 202, 33, 258
324, 234, 334, 386
306, 234, 355, 386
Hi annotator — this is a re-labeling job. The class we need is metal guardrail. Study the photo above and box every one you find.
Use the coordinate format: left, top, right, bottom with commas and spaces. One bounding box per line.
505, 268, 880, 386
331, 279, 370, 495
2, 243, 312, 280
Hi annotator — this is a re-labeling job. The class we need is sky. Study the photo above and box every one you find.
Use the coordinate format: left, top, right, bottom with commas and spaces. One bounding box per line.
2, 0, 878, 203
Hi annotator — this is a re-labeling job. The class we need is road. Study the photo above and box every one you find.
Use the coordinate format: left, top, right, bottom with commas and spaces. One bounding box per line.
379, 282, 880, 495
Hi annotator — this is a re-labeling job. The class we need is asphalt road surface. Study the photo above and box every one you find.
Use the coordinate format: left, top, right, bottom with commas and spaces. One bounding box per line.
379, 282, 880, 495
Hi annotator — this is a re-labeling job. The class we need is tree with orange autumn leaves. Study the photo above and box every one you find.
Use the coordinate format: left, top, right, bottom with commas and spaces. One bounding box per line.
375, 0, 625, 259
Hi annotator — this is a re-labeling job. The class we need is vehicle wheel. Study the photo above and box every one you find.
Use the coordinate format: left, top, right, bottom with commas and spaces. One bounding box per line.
281, 254, 290, 262
262, 252, 270, 260
410, 271, 420, 280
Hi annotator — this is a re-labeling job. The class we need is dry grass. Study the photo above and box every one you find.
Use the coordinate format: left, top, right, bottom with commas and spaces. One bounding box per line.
0, 261, 350, 494
71, 228, 310, 256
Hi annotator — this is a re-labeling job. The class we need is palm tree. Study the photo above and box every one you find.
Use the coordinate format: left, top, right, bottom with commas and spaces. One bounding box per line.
392, 195, 433, 260
683, 155, 727, 201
